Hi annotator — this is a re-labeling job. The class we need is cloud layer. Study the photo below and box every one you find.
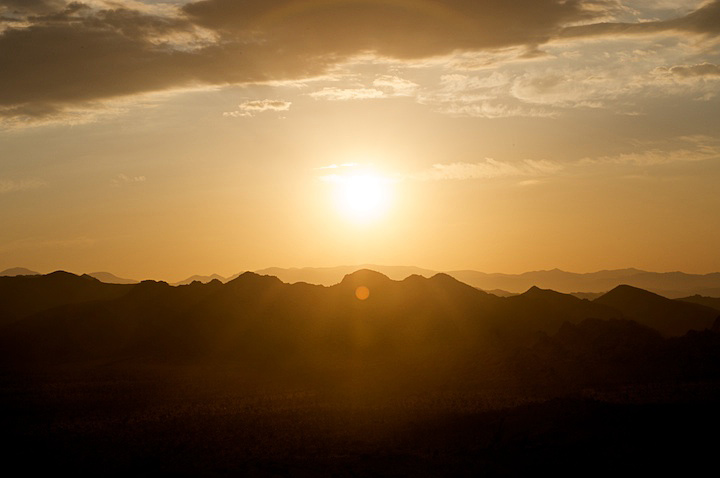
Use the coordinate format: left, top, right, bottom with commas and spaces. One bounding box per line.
1, 0, 719, 122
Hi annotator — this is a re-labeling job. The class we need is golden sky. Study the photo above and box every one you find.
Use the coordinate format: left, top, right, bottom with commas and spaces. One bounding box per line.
1, 0, 719, 281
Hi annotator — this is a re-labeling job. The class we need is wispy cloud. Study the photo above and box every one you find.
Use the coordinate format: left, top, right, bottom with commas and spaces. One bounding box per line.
669, 62, 720, 78
372, 75, 419, 96
0, 178, 46, 194
411, 136, 720, 182
223, 99, 291, 118
413, 158, 563, 181
309, 88, 385, 101
581, 135, 720, 166
111, 173, 146, 186
315, 163, 360, 170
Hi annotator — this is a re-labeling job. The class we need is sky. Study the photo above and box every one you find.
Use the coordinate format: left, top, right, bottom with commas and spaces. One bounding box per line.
1, 0, 719, 281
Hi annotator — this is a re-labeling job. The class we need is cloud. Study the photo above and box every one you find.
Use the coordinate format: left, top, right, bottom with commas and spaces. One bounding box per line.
308, 75, 419, 102
0, 178, 46, 193
183, 0, 595, 59
418, 72, 557, 118
1, 0, 717, 123
111, 174, 146, 185
415, 136, 720, 183
560, 0, 720, 38
580, 135, 720, 166
669, 62, 720, 77
0, 0, 600, 120
372, 76, 419, 96
0, 0, 64, 15
223, 99, 291, 117
413, 158, 563, 181
315, 163, 360, 170
417, 32, 720, 116
309, 88, 385, 101
0, 4, 203, 108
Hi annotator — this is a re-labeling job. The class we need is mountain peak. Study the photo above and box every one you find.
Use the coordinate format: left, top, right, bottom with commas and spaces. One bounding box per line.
516, 286, 578, 303
340, 269, 392, 287
46, 270, 94, 282
521, 285, 552, 296
226, 271, 284, 287
599, 284, 662, 301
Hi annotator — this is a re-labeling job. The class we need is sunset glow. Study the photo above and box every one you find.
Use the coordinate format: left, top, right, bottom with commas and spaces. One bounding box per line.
0, 0, 718, 280
323, 169, 394, 223
2, 2, 720, 473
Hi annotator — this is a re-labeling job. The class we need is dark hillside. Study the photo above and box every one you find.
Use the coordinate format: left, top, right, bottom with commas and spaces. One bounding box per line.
594, 284, 717, 336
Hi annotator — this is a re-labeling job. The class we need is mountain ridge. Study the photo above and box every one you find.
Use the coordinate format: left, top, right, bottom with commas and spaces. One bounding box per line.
7, 265, 720, 297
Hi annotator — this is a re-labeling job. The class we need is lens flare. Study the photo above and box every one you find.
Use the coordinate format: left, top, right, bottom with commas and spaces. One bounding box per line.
355, 285, 370, 300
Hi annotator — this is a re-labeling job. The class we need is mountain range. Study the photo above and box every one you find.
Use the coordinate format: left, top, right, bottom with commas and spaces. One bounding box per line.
178, 266, 720, 298
2, 268, 720, 475
6, 265, 720, 298
1, 269, 718, 390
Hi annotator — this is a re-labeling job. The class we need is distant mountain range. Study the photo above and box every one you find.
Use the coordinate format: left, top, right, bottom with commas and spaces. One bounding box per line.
86, 271, 138, 284
0, 267, 39, 277
4, 265, 720, 298
255, 266, 720, 298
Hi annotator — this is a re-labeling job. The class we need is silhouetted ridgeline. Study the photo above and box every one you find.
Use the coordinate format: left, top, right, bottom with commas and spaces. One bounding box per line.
251, 266, 720, 298
2, 269, 720, 475
1, 269, 718, 384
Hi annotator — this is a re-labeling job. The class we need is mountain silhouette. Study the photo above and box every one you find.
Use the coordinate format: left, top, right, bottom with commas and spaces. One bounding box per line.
3, 269, 717, 390
0, 271, 132, 328
594, 284, 717, 336
172, 273, 231, 286
0, 267, 40, 277
498, 286, 622, 343
87, 271, 138, 284
249, 266, 720, 297
254, 265, 436, 286
678, 294, 720, 312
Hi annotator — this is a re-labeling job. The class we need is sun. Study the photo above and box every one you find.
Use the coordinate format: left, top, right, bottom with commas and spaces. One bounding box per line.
320, 165, 395, 223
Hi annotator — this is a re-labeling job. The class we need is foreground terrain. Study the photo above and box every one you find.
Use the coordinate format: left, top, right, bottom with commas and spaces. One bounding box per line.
1, 270, 719, 475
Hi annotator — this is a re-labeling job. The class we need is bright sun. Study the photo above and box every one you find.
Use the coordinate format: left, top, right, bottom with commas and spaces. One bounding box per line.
321, 166, 394, 222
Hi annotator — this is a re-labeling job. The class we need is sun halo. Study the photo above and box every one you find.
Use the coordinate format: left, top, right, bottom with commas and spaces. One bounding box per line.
321, 167, 395, 223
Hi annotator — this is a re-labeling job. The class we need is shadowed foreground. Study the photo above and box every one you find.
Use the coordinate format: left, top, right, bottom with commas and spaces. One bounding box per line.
2, 367, 719, 476
2, 270, 720, 475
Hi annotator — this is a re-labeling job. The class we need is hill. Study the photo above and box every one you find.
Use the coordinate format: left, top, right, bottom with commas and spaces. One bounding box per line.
594, 285, 718, 337
172, 273, 230, 286
678, 295, 720, 312
0, 271, 132, 328
87, 271, 138, 284
0, 267, 39, 277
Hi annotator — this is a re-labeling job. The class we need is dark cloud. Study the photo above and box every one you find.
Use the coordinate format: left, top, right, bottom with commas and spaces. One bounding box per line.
670, 63, 720, 78
0, 0, 65, 15
0, 20, 194, 107
1, 0, 717, 121
667, 0, 720, 34
183, 0, 593, 59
